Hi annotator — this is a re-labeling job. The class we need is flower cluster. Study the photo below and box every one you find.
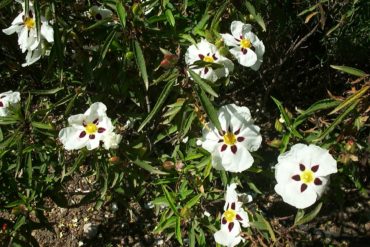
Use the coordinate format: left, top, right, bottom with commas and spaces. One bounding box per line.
0, 91, 21, 117
2, 0, 54, 66
58, 102, 121, 151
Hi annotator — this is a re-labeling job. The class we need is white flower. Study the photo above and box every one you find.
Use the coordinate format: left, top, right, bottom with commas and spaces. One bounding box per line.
185, 39, 234, 82
59, 102, 115, 150
90, 6, 113, 21
221, 21, 265, 70
22, 43, 42, 67
2, 1, 54, 54
0, 91, 21, 117
214, 184, 250, 247
201, 104, 262, 173
274, 144, 338, 209
102, 132, 122, 150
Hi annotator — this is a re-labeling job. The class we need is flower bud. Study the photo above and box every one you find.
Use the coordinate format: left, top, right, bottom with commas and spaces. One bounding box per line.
162, 161, 175, 170
109, 156, 121, 164
125, 51, 134, 61
345, 140, 356, 153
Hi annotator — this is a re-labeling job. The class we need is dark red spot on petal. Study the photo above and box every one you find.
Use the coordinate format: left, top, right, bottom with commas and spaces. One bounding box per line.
82, 121, 87, 127
222, 217, 227, 224
231, 202, 235, 210
79, 131, 86, 138
228, 126, 232, 132
231, 145, 237, 154
235, 38, 240, 42
234, 128, 240, 135
204, 67, 209, 74
311, 165, 319, 173
301, 183, 308, 192
212, 54, 218, 60
240, 35, 243, 39
314, 178, 322, 185
228, 222, 234, 232
299, 164, 305, 171
237, 136, 245, 142
218, 130, 225, 136
242, 48, 247, 54
221, 144, 227, 152
236, 214, 243, 221
198, 54, 204, 60
89, 134, 95, 139
93, 118, 99, 124
218, 139, 223, 143
98, 127, 106, 133
291, 175, 301, 181
0, 101, 3, 107
28, 10, 33, 18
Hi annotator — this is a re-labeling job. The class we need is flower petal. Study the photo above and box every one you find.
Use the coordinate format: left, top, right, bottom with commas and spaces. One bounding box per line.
41, 22, 54, 43
230, 21, 252, 38
59, 127, 88, 150
221, 33, 239, 47
230, 47, 257, 67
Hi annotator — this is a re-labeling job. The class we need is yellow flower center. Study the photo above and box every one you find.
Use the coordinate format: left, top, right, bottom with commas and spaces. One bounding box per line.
24, 17, 35, 29
203, 55, 214, 63
300, 170, 314, 184
223, 131, 237, 145
240, 38, 252, 49
85, 123, 98, 134
224, 209, 236, 222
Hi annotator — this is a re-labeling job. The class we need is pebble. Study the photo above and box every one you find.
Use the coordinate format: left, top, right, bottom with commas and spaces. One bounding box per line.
83, 223, 98, 239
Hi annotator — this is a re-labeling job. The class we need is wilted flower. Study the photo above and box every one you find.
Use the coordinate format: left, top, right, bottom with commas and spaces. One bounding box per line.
2, 1, 54, 66
59, 102, 117, 150
221, 21, 265, 70
185, 39, 234, 82
0, 91, 21, 117
214, 183, 250, 247
274, 143, 338, 209
90, 5, 113, 21
200, 104, 262, 172
102, 132, 122, 150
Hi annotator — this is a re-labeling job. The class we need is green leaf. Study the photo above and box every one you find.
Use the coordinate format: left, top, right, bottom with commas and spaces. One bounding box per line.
294, 209, 305, 225
189, 69, 218, 97
132, 158, 169, 175
245, 1, 266, 31
0, 0, 12, 10
30, 87, 64, 95
138, 78, 176, 131
195, 86, 222, 132
175, 217, 183, 245
83, 19, 110, 31
116, 1, 127, 28
162, 185, 180, 217
184, 194, 202, 209
294, 202, 322, 226
314, 99, 360, 142
210, 1, 228, 31
329, 86, 369, 115
99, 29, 116, 63
251, 213, 276, 241
293, 99, 339, 128
165, 9, 175, 26
330, 65, 368, 77
134, 40, 149, 90
13, 215, 26, 232
31, 121, 54, 130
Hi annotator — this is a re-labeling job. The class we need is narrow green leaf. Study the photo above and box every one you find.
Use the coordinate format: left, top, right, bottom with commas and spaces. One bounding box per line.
26, 153, 32, 186
210, 1, 228, 30
330, 65, 368, 77
133, 158, 169, 175
294, 202, 322, 226
189, 69, 218, 97
245, 1, 266, 31
294, 209, 305, 225
30, 87, 64, 95
329, 86, 369, 115
134, 40, 149, 90
314, 99, 360, 142
31, 121, 54, 130
83, 19, 110, 31
175, 217, 183, 245
99, 29, 116, 62
195, 86, 222, 132
13, 215, 26, 232
34, 0, 41, 37
293, 99, 339, 128
138, 78, 176, 131
184, 194, 202, 209
165, 9, 175, 26
162, 186, 180, 216
116, 1, 127, 28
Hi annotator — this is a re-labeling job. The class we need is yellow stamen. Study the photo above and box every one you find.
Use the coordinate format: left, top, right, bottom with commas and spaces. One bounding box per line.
223, 132, 236, 145
203, 55, 214, 63
85, 123, 98, 134
300, 170, 314, 184
24, 17, 35, 29
240, 38, 251, 49
224, 209, 236, 222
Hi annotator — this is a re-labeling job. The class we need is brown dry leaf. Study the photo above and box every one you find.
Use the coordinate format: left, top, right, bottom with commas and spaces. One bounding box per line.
305, 11, 318, 23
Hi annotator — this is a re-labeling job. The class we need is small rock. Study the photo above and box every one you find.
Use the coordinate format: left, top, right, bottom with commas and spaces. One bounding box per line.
83, 223, 98, 239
